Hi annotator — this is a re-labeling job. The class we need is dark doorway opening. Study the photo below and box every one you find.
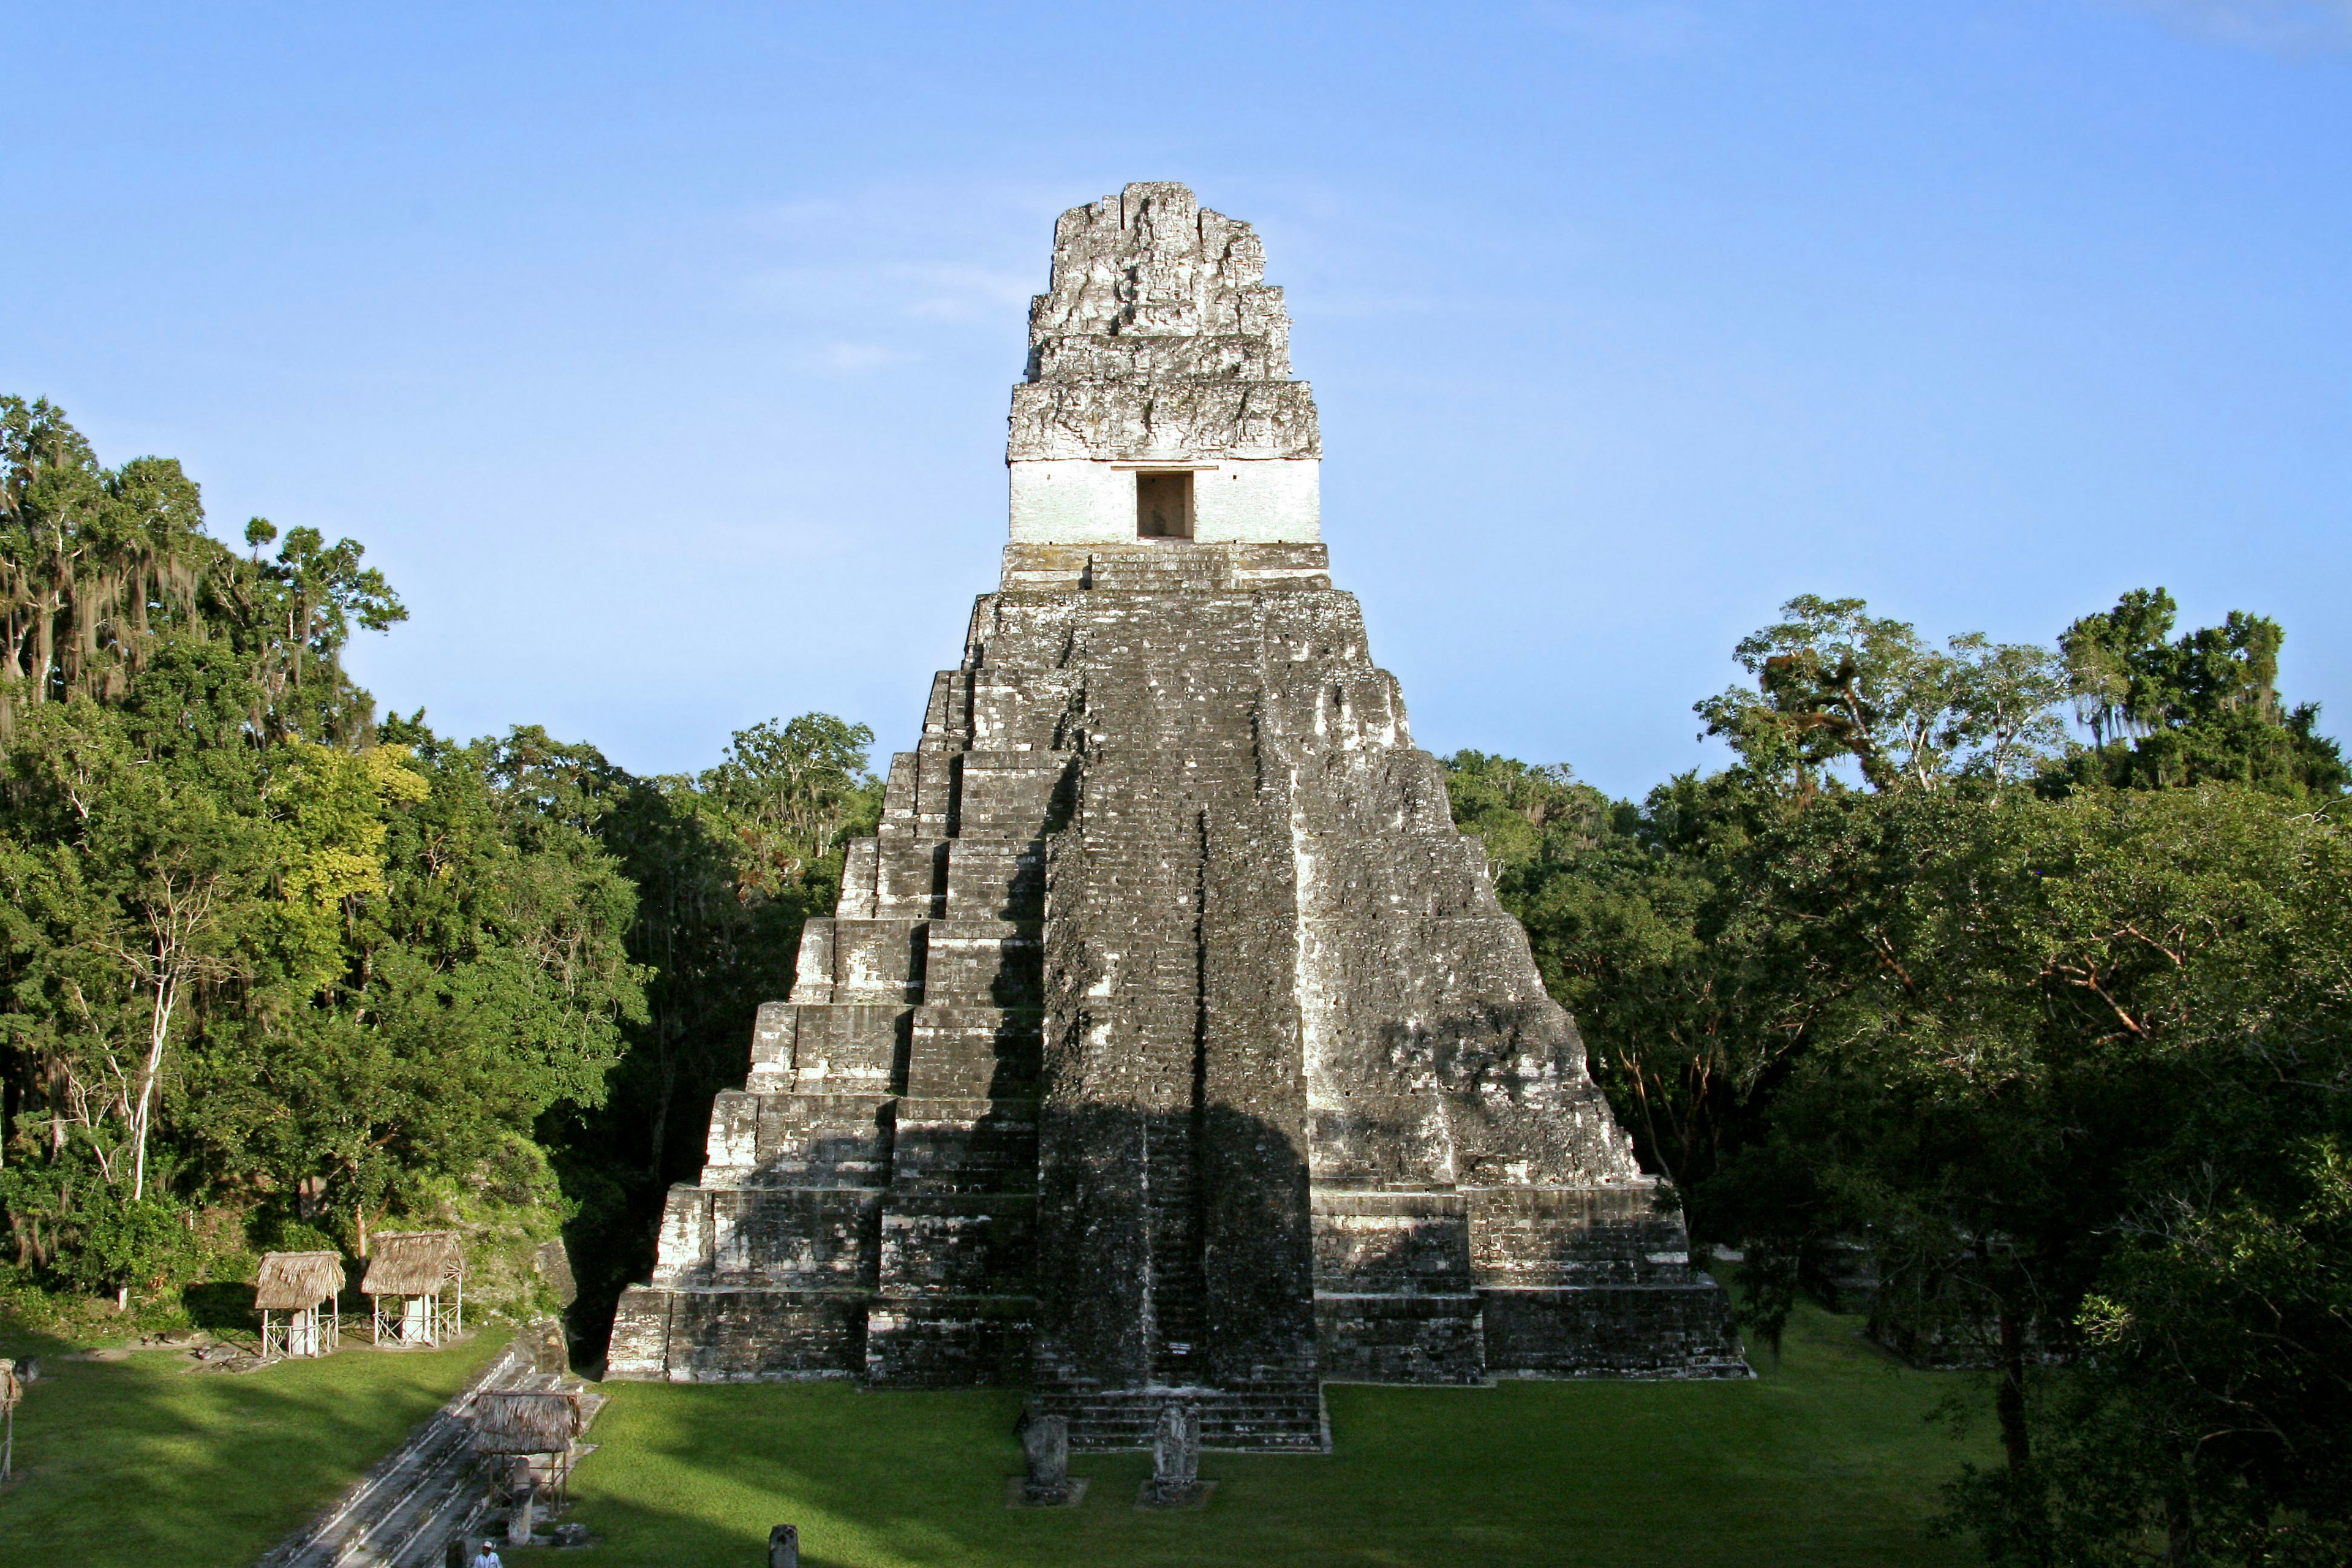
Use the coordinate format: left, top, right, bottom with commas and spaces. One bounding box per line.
1136, 471, 1194, 540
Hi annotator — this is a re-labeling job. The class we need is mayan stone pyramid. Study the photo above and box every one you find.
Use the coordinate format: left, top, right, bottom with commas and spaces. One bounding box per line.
607, 183, 1748, 1446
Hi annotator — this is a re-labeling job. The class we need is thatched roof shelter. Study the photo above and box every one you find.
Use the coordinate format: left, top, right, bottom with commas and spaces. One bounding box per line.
473, 1389, 583, 1455
255, 1251, 345, 1310
360, 1231, 463, 1297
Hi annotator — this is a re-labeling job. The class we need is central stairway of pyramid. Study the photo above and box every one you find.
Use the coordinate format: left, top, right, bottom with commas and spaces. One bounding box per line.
606, 183, 1747, 1448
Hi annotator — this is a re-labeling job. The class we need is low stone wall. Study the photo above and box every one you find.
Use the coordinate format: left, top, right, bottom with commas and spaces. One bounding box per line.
1479, 1284, 1751, 1379
1314, 1292, 1486, 1384
606, 1286, 867, 1382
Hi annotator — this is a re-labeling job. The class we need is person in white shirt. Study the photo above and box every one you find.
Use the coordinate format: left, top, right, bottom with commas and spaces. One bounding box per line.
467, 1545, 503, 1568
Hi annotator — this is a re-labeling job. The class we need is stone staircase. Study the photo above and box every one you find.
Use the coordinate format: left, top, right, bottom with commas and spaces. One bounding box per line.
606, 178, 1749, 1423
1030, 1385, 1329, 1453
259, 1341, 603, 1568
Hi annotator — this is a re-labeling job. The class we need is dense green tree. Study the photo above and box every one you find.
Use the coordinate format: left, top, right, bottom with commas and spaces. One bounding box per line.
532, 717, 881, 1336
2054, 588, 2345, 798
1455, 589, 2350, 1563
2, 395, 402, 745
0, 401, 639, 1305
1677, 594, 2350, 1562
1697, 595, 2067, 797
1727, 784, 2352, 1564
13, 388, 2346, 1562
1443, 755, 1804, 1197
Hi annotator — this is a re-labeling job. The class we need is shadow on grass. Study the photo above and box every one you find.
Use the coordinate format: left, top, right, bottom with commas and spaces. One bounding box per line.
514, 1297, 1990, 1568
0, 1313, 505, 1568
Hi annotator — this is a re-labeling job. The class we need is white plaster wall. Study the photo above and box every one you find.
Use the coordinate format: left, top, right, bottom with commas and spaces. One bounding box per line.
1008, 458, 1321, 545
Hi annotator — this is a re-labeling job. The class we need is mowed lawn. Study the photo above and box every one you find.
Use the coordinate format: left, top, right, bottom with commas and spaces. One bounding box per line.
526, 1298, 1989, 1568
0, 1324, 505, 1568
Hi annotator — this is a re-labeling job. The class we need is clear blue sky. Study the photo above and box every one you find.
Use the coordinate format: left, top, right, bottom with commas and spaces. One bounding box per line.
8, 2, 2347, 798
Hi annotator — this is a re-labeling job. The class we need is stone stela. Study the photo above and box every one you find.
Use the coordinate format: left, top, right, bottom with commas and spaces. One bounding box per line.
1140, 1402, 1207, 1507
1017, 1409, 1078, 1507
606, 182, 1750, 1449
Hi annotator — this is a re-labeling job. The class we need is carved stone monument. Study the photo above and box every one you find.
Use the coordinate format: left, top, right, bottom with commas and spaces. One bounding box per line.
607, 183, 1749, 1444
1018, 1409, 1076, 1506
1140, 1402, 1205, 1507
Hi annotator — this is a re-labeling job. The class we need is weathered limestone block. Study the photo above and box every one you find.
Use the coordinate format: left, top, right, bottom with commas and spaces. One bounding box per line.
1033, 333, 1284, 383
911, 746, 960, 834
603, 1286, 672, 1377
836, 835, 946, 919
920, 921, 1042, 1007
700, 1091, 895, 1189
607, 183, 1744, 1414
904, 1006, 1039, 1099
1008, 380, 1321, 463
650, 1188, 881, 1289
1314, 1293, 1487, 1384
954, 753, 1065, 838
1309, 1191, 1472, 1292
1480, 1284, 1749, 1379
745, 1000, 797, 1081
606, 1286, 867, 1382
1468, 1182, 1698, 1287
1027, 183, 1280, 342
889, 1099, 1038, 1193
863, 1297, 1033, 1386
943, 841, 1044, 921
789, 919, 927, 1005
878, 1196, 1035, 1297
745, 1003, 908, 1093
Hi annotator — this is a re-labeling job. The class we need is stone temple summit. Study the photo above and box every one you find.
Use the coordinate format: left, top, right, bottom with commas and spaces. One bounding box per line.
609, 182, 1747, 1446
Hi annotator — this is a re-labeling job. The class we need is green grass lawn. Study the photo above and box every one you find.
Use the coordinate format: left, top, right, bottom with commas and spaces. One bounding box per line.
526, 1298, 1990, 1568
0, 1322, 505, 1568
0, 1298, 1988, 1568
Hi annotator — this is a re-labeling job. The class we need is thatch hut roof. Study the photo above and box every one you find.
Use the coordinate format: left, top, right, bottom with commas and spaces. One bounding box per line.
473, 1389, 583, 1454
255, 1251, 345, 1310
360, 1231, 464, 1296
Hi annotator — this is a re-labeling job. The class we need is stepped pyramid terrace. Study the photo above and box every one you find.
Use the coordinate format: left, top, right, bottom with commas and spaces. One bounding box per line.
607, 181, 1749, 1447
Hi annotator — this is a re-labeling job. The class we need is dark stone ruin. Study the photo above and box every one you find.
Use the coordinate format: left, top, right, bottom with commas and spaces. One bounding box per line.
607, 182, 1749, 1449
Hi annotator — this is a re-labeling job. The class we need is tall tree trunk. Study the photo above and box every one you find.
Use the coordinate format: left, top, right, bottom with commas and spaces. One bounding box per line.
1996, 1298, 2032, 1475
129, 961, 178, 1203
647, 1050, 677, 1183
2162, 1482, 2196, 1562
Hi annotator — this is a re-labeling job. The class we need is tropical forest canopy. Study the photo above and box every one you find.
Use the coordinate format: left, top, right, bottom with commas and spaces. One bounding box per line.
3, 396, 2346, 1566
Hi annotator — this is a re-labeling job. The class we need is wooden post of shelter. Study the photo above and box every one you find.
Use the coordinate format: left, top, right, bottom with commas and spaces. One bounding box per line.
361, 1231, 465, 1348
254, 1252, 345, 1359
1, 1357, 20, 1482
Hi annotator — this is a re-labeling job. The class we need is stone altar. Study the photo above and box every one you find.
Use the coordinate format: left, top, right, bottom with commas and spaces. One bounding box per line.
607, 183, 1750, 1445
